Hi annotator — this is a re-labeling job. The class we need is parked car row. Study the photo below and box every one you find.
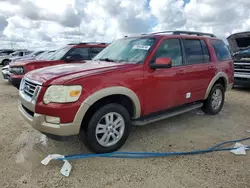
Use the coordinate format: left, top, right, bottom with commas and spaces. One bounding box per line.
0, 49, 34, 66
2, 50, 46, 81
1, 42, 108, 88
0, 30, 247, 154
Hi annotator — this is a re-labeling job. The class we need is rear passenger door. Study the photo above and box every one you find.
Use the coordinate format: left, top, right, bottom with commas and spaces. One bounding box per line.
181, 38, 216, 104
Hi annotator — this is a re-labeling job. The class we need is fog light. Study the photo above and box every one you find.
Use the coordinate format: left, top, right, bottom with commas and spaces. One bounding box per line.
45, 116, 60, 124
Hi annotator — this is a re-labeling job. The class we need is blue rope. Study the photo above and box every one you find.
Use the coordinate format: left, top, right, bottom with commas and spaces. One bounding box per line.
55, 136, 250, 161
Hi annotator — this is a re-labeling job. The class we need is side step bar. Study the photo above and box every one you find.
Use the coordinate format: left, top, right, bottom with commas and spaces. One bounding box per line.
132, 102, 203, 126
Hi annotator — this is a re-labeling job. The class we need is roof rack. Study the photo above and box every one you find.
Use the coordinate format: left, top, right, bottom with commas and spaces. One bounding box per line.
68, 42, 110, 45
149, 30, 216, 37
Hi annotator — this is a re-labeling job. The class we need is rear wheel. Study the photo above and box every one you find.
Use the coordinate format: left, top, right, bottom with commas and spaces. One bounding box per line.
80, 103, 132, 153
2, 59, 10, 66
203, 84, 225, 115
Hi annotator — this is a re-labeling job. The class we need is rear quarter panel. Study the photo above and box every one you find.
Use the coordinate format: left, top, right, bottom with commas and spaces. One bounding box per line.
208, 39, 234, 85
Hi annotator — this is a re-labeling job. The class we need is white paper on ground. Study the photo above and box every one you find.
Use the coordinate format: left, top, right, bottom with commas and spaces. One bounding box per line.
61, 160, 72, 177
246, 130, 250, 133
41, 154, 72, 177
41, 154, 65, 165
230, 143, 248, 155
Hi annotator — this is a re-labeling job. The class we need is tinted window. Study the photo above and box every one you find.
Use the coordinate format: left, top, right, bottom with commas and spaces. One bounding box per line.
211, 39, 232, 61
201, 40, 210, 62
183, 39, 204, 64
152, 39, 183, 66
89, 47, 105, 59
67, 48, 90, 60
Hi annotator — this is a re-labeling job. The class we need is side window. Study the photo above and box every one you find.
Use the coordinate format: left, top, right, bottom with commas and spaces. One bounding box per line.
152, 39, 183, 66
89, 47, 104, 59
67, 48, 90, 60
211, 39, 232, 61
201, 40, 210, 63
183, 39, 204, 64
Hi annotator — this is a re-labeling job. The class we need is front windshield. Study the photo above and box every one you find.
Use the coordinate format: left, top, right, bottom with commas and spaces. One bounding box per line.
35, 51, 48, 60
93, 37, 156, 63
47, 46, 72, 61
10, 52, 19, 56
36, 51, 55, 60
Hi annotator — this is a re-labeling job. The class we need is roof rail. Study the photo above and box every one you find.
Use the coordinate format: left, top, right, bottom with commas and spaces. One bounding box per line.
68, 42, 109, 45
150, 30, 216, 37
78, 42, 109, 45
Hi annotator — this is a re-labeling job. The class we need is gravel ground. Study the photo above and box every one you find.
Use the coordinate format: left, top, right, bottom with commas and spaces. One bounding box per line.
0, 72, 250, 188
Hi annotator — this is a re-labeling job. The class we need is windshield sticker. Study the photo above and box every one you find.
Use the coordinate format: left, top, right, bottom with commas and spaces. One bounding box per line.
132, 45, 151, 50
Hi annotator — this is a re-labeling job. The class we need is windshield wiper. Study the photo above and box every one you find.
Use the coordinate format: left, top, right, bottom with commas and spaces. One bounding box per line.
98, 58, 116, 62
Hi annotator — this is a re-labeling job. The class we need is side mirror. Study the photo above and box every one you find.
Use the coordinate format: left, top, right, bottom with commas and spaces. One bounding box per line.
65, 54, 82, 62
150, 57, 172, 69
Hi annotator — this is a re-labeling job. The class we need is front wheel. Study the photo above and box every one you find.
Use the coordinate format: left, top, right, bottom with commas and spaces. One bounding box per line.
203, 84, 225, 115
81, 103, 132, 153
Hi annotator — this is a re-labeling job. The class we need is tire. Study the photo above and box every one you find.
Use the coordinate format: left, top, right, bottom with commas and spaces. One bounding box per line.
81, 103, 132, 153
2, 59, 10, 66
202, 84, 225, 115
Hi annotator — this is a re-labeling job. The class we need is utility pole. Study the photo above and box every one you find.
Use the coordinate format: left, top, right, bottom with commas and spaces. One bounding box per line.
10, 37, 13, 49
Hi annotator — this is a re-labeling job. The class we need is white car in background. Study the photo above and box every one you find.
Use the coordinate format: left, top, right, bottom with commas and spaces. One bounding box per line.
0, 50, 31, 66
9, 50, 44, 64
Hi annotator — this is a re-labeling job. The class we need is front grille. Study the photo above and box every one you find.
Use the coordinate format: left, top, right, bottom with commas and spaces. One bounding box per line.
21, 78, 41, 99
235, 77, 250, 81
234, 63, 250, 73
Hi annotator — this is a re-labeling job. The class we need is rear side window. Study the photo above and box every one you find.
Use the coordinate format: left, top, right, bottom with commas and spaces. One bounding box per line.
211, 39, 232, 61
201, 40, 210, 62
183, 39, 204, 64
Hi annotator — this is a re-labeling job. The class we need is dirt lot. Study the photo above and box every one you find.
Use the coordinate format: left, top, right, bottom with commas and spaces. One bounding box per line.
0, 72, 250, 188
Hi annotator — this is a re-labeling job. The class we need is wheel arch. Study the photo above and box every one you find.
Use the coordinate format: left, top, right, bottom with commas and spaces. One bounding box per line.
74, 86, 141, 133
204, 72, 229, 99
1, 59, 10, 65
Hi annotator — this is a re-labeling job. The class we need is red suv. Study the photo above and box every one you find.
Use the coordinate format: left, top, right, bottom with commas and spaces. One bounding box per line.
8, 43, 108, 88
18, 31, 234, 153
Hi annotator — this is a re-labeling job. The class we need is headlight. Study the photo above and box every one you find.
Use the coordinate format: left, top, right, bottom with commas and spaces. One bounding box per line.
43, 85, 82, 104
10, 67, 24, 74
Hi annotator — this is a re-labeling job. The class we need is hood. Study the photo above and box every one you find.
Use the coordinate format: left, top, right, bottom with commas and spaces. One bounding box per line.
25, 61, 134, 86
9, 59, 49, 67
227, 31, 250, 54
11, 56, 21, 60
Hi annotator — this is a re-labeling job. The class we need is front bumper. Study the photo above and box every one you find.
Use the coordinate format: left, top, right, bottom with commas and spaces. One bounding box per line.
234, 73, 250, 86
19, 103, 81, 137
19, 89, 85, 137
8, 74, 23, 88
2, 69, 10, 80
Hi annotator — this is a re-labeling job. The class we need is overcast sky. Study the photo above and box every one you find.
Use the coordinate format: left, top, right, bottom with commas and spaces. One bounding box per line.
0, 0, 249, 50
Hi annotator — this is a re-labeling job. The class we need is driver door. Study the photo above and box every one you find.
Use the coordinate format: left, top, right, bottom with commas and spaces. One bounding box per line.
144, 38, 188, 115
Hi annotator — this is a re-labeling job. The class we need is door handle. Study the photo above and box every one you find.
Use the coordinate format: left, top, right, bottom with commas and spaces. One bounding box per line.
176, 69, 185, 75
209, 65, 216, 69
